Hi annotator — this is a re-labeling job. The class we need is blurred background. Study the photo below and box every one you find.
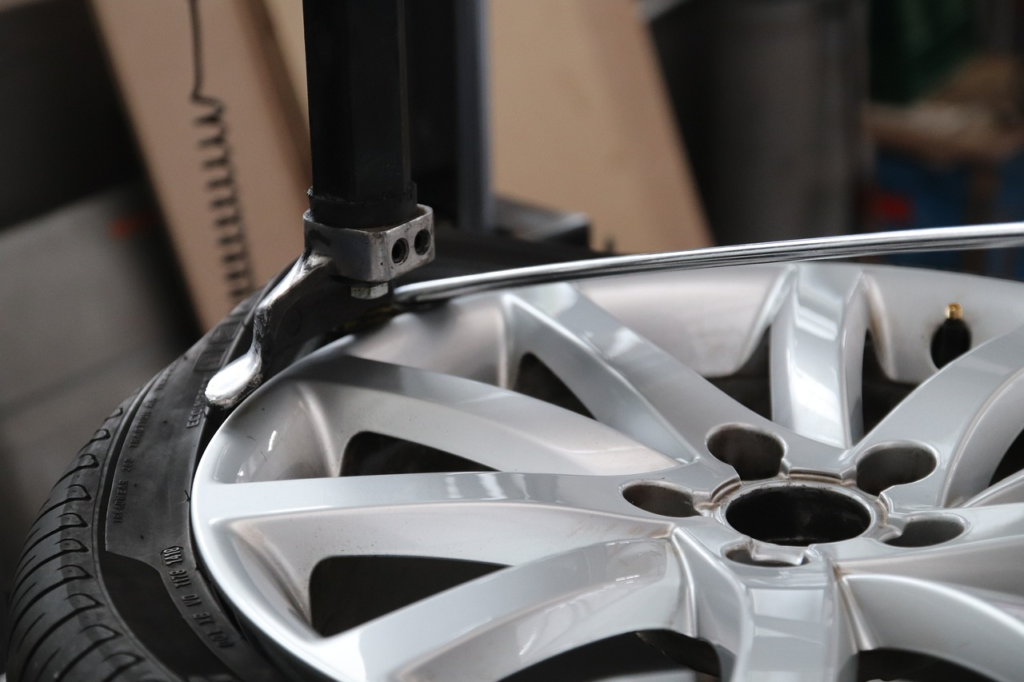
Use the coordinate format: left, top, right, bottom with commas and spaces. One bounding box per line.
2, 0, 1024, 671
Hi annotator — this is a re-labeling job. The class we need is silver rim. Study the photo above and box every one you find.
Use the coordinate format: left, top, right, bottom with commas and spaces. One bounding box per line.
193, 263, 1024, 681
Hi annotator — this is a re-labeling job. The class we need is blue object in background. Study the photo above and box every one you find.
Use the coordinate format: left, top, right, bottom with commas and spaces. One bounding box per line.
986, 153, 1024, 279
871, 149, 1024, 276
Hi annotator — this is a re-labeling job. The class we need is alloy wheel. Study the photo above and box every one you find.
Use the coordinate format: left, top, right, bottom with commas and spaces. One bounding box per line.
192, 263, 1024, 681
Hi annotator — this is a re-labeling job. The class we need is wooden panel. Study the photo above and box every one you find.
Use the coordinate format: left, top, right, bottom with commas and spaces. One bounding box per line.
92, 0, 308, 329
489, 0, 710, 252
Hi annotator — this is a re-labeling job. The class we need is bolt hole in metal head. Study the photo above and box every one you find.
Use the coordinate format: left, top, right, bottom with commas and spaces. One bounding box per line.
725, 485, 872, 546
622, 482, 698, 517
856, 444, 937, 496
706, 425, 784, 480
414, 227, 431, 255
391, 237, 409, 264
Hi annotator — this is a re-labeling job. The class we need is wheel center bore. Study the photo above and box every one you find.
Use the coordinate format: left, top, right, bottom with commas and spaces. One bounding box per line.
725, 485, 872, 546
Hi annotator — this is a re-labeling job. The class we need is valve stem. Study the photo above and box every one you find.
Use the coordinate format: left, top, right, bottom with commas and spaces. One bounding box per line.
932, 303, 970, 368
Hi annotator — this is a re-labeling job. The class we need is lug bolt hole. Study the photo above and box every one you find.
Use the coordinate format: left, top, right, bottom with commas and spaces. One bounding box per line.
414, 229, 431, 255
856, 444, 935, 496
886, 517, 964, 547
707, 425, 784, 480
391, 238, 409, 264
623, 482, 697, 518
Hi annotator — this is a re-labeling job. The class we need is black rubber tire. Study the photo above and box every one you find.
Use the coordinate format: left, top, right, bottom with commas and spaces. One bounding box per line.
6, 294, 287, 682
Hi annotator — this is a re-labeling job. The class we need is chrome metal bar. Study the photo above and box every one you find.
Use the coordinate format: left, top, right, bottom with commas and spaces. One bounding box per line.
396, 222, 1024, 303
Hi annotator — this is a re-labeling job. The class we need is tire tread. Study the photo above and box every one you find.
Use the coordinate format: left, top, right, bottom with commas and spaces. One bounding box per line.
7, 395, 170, 682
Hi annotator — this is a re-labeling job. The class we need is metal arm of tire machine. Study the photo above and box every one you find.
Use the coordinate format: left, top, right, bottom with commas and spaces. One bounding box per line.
206, 0, 434, 409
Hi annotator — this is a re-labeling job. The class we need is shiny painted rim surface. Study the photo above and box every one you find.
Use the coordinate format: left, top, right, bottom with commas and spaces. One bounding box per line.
193, 263, 1024, 681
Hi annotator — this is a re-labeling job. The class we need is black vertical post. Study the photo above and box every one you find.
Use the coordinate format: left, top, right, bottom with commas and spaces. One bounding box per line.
455, 0, 493, 233
302, 0, 417, 230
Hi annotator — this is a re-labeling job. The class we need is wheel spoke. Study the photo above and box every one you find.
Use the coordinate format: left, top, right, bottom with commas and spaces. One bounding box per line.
506, 284, 835, 471
836, 503, 1024, 597
316, 539, 683, 681
844, 574, 1024, 681
196, 472, 671, 606
682, 542, 856, 682
770, 265, 869, 448
730, 573, 855, 681
666, 525, 856, 681
219, 355, 679, 481
967, 469, 1024, 506
848, 325, 1024, 509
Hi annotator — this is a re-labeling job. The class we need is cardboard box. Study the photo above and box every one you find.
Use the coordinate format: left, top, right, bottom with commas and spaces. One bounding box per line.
91, 0, 309, 330
488, 0, 711, 253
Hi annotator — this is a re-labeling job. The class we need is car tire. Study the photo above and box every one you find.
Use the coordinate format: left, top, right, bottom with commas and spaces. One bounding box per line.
6, 293, 286, 682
